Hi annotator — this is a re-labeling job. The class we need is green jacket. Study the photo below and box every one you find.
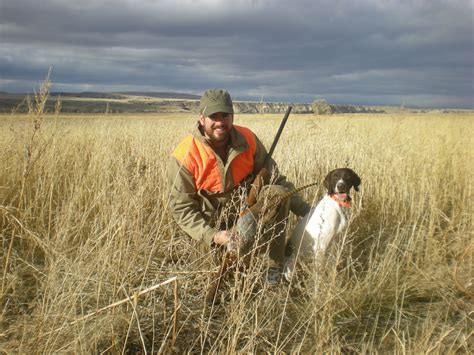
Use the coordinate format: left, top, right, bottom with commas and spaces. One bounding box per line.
168, 124, 310, 245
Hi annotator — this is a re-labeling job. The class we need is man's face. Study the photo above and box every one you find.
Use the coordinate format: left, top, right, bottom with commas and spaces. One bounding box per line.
199, 112, 233, 144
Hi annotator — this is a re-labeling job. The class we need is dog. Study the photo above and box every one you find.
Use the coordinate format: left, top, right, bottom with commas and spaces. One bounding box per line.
283, 168, 361, 282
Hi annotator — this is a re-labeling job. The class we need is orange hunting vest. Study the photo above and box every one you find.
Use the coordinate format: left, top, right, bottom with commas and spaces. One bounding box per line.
172, 125, 257, 193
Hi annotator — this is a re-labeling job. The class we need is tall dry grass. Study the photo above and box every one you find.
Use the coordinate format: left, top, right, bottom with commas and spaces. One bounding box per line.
0, 93, 472, 352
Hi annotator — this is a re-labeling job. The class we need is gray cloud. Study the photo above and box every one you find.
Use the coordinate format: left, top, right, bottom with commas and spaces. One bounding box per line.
0, 0, 473, 107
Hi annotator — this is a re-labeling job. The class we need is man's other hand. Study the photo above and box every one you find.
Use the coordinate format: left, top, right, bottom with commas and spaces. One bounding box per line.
213, 230, 230, 245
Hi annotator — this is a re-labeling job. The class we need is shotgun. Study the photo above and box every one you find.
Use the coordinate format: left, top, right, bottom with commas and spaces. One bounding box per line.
206, 106, 293, 304
245, 106, 293, 207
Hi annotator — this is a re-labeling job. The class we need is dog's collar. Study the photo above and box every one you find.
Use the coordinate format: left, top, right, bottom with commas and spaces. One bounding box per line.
331, 194, 351, 208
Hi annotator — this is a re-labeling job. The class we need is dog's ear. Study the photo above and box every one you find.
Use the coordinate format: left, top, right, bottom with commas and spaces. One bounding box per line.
352, 172, 361, 191
323, 171, 332, 190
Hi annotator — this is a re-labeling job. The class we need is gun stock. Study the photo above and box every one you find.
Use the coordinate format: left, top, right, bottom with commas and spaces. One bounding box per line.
206, 251, 237, 304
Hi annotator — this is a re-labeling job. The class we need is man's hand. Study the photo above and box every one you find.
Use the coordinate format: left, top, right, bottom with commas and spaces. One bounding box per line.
213, 230, 230, 245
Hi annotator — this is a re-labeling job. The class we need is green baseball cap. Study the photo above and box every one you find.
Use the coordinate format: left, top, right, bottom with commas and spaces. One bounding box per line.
199, 89, 234, 117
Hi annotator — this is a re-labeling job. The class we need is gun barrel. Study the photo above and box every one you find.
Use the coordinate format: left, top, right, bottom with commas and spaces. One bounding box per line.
264, 105, 292, 167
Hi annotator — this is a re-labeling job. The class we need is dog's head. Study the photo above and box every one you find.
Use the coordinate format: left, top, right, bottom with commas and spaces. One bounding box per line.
323, 168, 361, 201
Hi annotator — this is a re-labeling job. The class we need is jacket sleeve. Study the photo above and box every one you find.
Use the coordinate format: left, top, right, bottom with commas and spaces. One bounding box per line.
167, 157, 218, 245
253, 135, 311, 217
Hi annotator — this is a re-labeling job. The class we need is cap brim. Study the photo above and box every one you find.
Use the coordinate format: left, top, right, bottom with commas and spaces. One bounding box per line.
203, 105, 234, 117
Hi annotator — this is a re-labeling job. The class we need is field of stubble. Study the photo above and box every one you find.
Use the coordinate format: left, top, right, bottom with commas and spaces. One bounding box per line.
0, 108, 472, 353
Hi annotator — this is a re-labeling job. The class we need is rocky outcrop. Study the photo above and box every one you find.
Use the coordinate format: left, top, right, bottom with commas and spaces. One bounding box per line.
234, 101, 384, 114
329, 104, 384, 114
235, 102, 313, 114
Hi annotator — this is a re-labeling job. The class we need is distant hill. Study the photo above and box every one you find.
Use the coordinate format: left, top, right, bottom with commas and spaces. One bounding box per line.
50, 92, 125, 99
118, 92, 201, 100
49, 91, 200, 100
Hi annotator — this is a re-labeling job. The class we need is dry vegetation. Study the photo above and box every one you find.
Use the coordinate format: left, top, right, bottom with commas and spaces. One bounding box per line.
0, 86, 473, 353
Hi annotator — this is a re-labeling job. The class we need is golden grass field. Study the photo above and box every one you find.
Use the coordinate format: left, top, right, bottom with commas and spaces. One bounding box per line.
0, 92, 473, 352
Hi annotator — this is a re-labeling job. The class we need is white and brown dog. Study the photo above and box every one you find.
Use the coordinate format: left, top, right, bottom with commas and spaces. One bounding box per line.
283, 168, 361, 282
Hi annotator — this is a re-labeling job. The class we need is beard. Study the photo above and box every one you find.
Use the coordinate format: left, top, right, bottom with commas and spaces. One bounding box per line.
202, 123, 231, 145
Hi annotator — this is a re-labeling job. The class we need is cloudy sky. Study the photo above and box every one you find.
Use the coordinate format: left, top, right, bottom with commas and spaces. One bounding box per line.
1, 0, 473, 108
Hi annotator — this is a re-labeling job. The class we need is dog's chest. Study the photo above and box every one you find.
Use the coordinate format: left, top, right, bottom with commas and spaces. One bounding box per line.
307, 195, 351, 236
335, 204, 350, 234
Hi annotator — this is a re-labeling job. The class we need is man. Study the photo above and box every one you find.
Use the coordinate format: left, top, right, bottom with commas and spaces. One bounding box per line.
168, 89, 310, 277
